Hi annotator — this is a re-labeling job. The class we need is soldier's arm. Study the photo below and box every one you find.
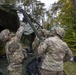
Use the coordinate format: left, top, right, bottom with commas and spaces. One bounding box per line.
16, 22, 26, 41
32, 36, 39, 52
37, 39, 48, 55
5, 42, 11, 63
64, 44, 73, 61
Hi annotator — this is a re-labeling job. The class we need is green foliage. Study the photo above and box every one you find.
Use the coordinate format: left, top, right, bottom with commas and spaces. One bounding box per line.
64, 29, 76, 52
58, 0, 76, 52
58, 0, 75, 27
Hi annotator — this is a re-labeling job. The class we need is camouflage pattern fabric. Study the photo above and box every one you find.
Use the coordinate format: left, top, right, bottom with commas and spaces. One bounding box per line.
55, 27, 65, 38
32, 36, 40, 53
5, 22, 27, 75
0, 29, 10, 42
32, 36, 45, 54
6, 41, 24, 64
40, 68, 63, 75
38, 36, 73, 71
51, 26, 65, 38
8, 64, 22, 75
32, 28, 48, 53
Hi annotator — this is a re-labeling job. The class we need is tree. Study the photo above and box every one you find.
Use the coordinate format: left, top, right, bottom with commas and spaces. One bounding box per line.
58, 0, 76, 52
45, 2, 62, 29
24, 0, 46, 24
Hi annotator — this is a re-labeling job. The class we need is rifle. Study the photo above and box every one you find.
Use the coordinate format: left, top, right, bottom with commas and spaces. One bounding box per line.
26, 14, 43, 29
16, 7, 43, 42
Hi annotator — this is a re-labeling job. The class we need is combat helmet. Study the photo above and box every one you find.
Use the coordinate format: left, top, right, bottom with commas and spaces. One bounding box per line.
51, 26, 65, 38
0, 29, 10, 41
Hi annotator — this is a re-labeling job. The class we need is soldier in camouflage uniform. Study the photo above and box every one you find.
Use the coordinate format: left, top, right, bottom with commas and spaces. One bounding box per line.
0, 22, 27, 75
37, 27, 73, 75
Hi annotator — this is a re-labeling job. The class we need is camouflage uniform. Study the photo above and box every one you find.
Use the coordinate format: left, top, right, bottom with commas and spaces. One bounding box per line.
5, 22, 27, 75
37, 27, 73, 75
0, 29, 10, 42
32, 28, 47, 53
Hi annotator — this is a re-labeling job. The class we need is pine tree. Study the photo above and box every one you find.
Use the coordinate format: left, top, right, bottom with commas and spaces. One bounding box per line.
58, 0, 76, 52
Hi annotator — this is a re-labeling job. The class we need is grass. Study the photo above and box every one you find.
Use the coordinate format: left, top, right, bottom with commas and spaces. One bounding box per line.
64, 61, 76, 75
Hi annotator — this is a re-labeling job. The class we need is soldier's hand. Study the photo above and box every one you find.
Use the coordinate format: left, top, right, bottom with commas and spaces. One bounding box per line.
70, 56, 76, 62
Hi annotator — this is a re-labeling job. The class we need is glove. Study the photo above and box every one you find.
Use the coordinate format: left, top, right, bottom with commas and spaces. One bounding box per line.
70, 57, 74, 62
70, 56, 76, 62
73, 56, 76, 62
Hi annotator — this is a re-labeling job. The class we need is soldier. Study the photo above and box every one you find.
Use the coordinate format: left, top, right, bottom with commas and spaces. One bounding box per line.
25, 28, 49, 75
37, 26, 73, 75
0, 22, 27, 75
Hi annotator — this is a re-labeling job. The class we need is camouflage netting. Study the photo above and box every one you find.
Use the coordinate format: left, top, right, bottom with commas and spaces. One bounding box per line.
0, 4, 20, 57
0, 4, 20, 32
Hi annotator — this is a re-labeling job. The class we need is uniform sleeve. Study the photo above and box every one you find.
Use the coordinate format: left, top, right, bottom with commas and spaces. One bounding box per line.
5, 43, 10, 62
64, 43, 73, 62
37, 39, 48, 55
16, 22, 26, 41
32, 36, 40, 52
66, 47, 73, 59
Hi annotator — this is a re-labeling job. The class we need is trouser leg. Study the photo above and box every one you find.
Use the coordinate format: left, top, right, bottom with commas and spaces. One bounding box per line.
8, 64, 22, 75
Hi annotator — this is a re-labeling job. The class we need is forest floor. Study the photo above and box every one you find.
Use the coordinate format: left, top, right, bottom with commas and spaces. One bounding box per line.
64, 61, 76, 75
